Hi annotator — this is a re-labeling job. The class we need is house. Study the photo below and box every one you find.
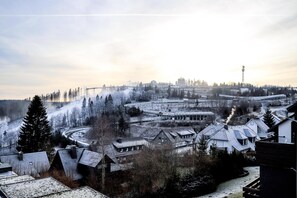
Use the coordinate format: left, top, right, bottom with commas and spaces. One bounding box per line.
245, 118, 270, 139
50, 146, 84, 180
111, 137, 149, 164
0, 151, 50, 177
243, 103, 296, 198
50, 146, 114, 180
196, 119, 269, 154
152, 128, 196, 152
269, 109, 297, 144
0, 161, 108, 198
77, 149, 114, 176
196, 124, 256, 153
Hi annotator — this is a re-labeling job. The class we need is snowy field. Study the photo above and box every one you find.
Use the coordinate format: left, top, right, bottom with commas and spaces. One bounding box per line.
198, 166, 259, 198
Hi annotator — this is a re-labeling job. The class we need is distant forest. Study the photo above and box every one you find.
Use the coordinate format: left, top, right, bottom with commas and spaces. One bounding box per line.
0, 100, 30, 121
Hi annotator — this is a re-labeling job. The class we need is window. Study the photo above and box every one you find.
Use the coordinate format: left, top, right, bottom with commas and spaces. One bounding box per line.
248, 137, 255, 143
238, 139, 248, 146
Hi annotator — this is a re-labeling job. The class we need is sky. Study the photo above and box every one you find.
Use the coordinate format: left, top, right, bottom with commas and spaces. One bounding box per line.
0, 0, 297, 99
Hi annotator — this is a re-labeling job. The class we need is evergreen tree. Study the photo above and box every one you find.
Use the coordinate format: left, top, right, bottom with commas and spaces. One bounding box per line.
263, 107, 275, 128
197, 136, 208, 154
17, 95, 52, 153
118, 115, 129, 133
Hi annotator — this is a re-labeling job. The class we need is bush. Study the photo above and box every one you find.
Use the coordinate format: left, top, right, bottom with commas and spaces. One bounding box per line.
127, 107, 143, 117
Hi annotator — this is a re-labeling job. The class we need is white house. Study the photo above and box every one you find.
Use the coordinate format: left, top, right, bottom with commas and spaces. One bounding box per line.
269, 102, 297, 144
196, 118, 269, 154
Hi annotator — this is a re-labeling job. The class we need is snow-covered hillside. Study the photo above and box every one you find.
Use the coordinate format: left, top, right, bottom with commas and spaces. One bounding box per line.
2, 89, 133, 148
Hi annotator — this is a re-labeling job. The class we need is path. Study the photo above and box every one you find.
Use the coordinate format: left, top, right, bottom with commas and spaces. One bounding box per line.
198, 166, 259, 198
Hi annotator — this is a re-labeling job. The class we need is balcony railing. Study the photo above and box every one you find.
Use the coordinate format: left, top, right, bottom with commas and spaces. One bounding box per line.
243, 177, 260, 198
256, 138, 296, 168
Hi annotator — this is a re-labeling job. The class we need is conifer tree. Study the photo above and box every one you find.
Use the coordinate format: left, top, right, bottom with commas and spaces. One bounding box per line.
17, 95, 52, 153
263, 107, 275, 128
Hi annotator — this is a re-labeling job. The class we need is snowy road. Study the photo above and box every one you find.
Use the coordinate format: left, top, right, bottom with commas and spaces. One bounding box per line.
198, 166, 259, 198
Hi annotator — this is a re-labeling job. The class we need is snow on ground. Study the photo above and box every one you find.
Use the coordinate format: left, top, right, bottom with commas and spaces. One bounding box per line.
198, 166, 259, 198
62, 127, 91, 147
47, 99, 83, 119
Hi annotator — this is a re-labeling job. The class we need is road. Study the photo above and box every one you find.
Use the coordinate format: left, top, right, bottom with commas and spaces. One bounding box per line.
198, 166, 259, 198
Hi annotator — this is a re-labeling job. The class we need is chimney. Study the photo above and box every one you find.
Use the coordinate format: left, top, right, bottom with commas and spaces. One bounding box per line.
70, 146, 77, 159
117, 139, 122, 143
18, 151, 23, 161
224, 125, 228, 130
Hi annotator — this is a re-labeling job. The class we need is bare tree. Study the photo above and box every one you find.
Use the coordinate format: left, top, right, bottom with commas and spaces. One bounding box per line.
87, 115, 114, 192
130, 146, 177, 196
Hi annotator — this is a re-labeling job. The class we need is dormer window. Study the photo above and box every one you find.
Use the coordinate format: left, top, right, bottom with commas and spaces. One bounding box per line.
238, 139, 248, 145
248, 137, 255, 143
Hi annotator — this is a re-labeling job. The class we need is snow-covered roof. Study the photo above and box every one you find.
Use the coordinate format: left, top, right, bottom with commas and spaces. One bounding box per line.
0, 177, 70, 198
243, 129, 256, 138
211, 129, 228, 141
200, 124, 224, 137
176, 129, 195, 136
196, 124, 259, 153
78, 150, 103, 168
0, 151, 50, 177
41, 186, 107, 198
219, 94, 286, 101
55, 148, 84, 180
112, 137, 148, 149
139, 127, 160, 140
246, 118, 269, 133
159, 130, 176, 143
234, 130, 247, 140
169, 132, 177, 137
152, 128, 196, 148
162, 111, 214, 116
0, 175, 34, 186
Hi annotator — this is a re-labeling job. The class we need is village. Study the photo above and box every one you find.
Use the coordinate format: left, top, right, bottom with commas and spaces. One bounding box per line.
0, 79, 296, 197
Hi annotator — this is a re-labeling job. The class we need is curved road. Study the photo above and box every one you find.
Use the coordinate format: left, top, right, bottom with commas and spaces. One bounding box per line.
198, 166, 259, 198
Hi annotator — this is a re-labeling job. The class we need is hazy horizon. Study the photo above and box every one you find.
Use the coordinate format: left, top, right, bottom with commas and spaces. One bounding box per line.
1, 0, 297, 99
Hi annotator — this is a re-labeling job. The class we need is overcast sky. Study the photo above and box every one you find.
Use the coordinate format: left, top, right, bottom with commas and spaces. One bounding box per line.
0, 0, 297, 99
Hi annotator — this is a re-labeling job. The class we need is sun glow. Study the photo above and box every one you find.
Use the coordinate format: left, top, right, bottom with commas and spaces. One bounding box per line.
141, 14, 267, 83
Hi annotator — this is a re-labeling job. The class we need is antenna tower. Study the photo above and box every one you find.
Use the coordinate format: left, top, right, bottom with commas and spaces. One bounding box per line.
242, 65, 245, 84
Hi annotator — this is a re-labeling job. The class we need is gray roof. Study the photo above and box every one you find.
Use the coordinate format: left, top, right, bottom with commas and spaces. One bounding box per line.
0, 177, 70, 198
0, 151, 50, 177
78, 150, 103, 168
55, 148, 84, 180
176, 129, 195, 136
160, 130, 176, 143
139, 127, 160, 140
41, 186, 108, 198
243, 129, 256, 138
211, 129, 228, 141
234, 130, 247, 140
